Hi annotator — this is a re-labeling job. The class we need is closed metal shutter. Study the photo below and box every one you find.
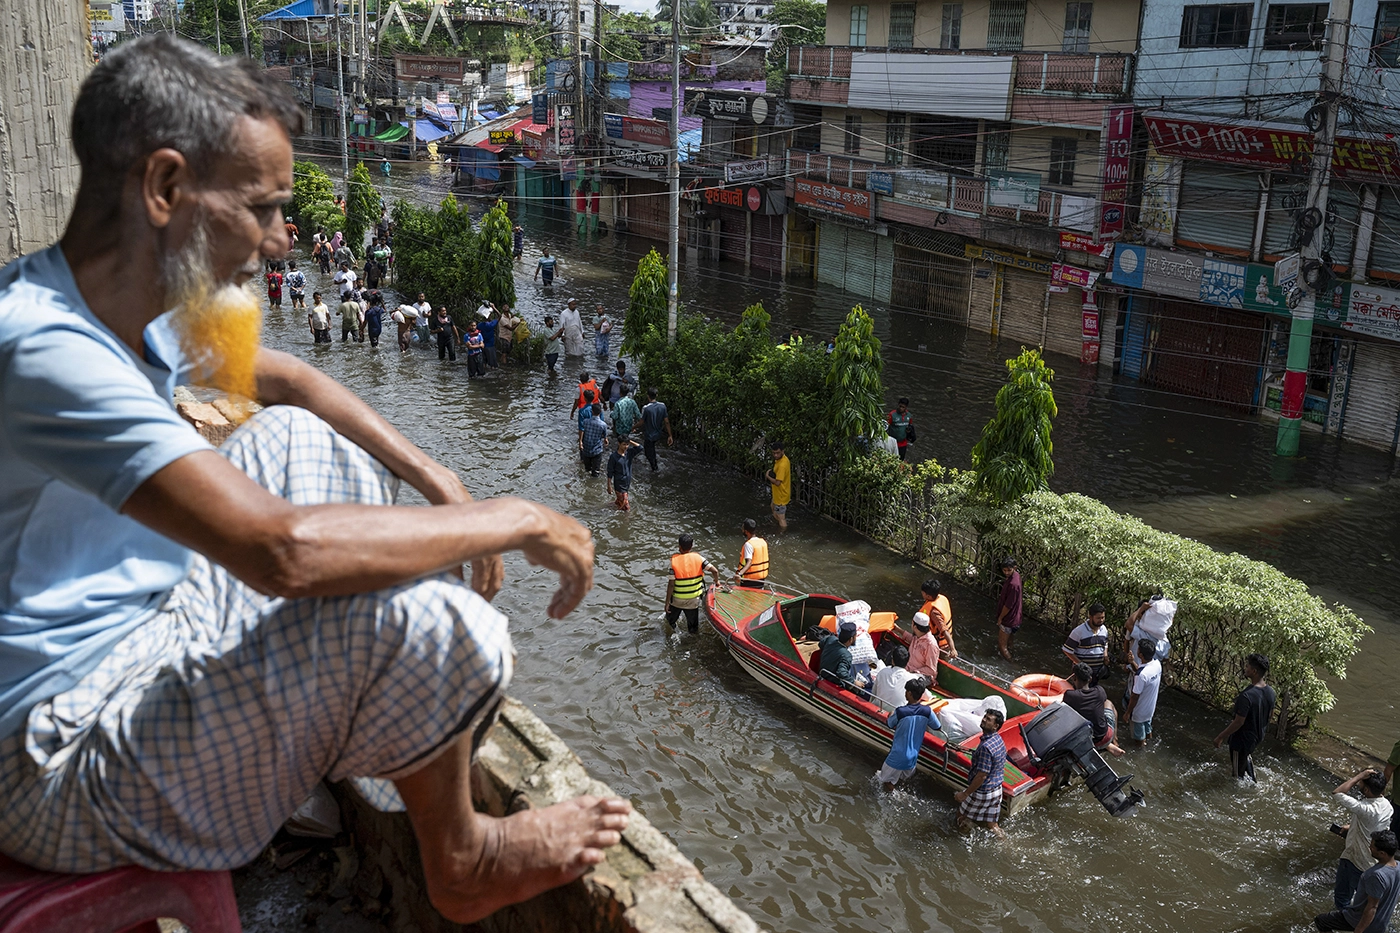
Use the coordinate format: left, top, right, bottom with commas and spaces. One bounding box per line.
890, 229, 971, 322
1175, 163, 1260, 256
1367, 189, 1400, 279
1144, 300, 1264, 408
625, 179, 670, 242
997, 266, 1045, 350
1338, 340, 1400, 450
817, 222, 848, 290
1043, 286, 1084, 360
751, 214, 783, 273
843, 227, 879, 299
718, 206, 747, 262
874, 233, 895, 303
1120, 297, 1150, 379
1263, 178, 1361, 267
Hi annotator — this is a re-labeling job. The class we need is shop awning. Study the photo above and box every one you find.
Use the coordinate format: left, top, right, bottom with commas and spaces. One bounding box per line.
374, 123, 410, 142
512, 155, 537, 168
403, 119, 453, 143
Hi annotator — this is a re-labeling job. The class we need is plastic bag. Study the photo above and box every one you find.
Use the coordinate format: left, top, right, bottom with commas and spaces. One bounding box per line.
1137, 598, 1176, 641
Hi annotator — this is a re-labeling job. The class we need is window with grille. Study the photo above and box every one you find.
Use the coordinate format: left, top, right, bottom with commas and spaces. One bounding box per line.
983, 128, 1011, 172
987, 0, 1027, 49
844, 114, 863, 154
941, 3, 962, 47
1374, 2, 1400, 65
889, 2, 916, 46
1063, 1, 1093, 51
850, 5, 869, 45
1263, 3, 1328, 49
886, 113, 906, 165
1179, 4, 1253, 47
1049, 137, 1077, 186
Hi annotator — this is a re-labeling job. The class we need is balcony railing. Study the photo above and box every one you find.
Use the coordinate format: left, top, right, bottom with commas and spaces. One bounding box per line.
786, 45, 1133, 103
787, 149, 1098, 230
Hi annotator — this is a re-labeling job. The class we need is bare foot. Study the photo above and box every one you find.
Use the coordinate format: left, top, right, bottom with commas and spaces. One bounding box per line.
424, 796, 632, 923
1106, 743, 1126, 758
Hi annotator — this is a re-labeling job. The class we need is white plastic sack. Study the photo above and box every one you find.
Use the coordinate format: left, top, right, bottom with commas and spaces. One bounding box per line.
938, 695, 1009, 743
835, 600, 872, 631
1137, 598, 1176, 641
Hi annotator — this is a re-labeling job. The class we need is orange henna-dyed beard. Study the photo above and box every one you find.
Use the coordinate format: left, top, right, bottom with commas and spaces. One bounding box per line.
162, 217, 264, 423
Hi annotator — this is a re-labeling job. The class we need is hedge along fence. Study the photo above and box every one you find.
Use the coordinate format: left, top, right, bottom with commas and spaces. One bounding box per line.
634, 302, 1369, 739
790, 460, 1368, 738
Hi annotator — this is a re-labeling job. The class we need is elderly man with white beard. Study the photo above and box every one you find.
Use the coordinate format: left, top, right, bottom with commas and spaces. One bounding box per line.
0, 34, 627, 925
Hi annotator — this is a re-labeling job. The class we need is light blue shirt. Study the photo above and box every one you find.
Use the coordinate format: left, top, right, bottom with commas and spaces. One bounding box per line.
0, 245, 211, 738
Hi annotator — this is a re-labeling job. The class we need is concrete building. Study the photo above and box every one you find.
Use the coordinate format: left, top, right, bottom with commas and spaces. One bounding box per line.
784, 0, 1136, 364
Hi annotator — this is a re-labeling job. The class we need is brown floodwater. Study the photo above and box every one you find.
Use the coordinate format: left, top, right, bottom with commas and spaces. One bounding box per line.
270, 159, 1395, 931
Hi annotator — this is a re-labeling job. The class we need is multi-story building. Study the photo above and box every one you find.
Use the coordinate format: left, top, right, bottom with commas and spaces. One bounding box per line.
523, 0, 596, 48
715, 0, 777, 38
783, 0, 1137, 365
1113, 0, 1400, 449
122, 0, 154, 22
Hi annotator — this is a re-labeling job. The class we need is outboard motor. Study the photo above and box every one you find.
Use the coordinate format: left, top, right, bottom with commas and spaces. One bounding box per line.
1020, 704, 1145, 817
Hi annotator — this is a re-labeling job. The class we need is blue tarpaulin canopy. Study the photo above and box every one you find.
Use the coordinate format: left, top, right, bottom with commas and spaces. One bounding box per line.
512, 155, 537, 168
259, 0, 323, 19
402, 119, 453, 143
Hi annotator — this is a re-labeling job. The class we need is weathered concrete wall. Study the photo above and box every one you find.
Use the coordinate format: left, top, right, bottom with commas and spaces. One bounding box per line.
0, 0, 87, 262
335, 699, 764, 933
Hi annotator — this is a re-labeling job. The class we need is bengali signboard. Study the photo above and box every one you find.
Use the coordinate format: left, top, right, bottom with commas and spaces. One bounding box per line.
1344, 286, 1400, 341
682, 89, 775, 125
488, 130, 517, 146
1059, 231, 1115, 258
533, 93, 549, 126
1051, 263, 1099, 289
987, 171, 1041, 208
1099, 105, 1132, 239
396, 55, 467, 82
866, 170, 894, 195
725, 159, 773, 184
1144, 112, 1400, 184
794, 177, 872, 221
699, 183, 778, 214
1141, 145, 1181, 247
963, 244, 1053, 275
557, 118, 575, 156
621, 116, 668, 147
609, 144, 667, 170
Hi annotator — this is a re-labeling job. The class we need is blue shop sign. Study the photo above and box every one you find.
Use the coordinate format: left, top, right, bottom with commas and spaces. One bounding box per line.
604, 113, 623, 139
1111, 244, 1145, 289
867, 171, 894, 195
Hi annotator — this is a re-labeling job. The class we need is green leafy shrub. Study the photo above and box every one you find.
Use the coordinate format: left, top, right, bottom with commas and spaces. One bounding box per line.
291, 161, 336, 225
825, 305, 886, 461
478, 200, 517, 309
343, 161, 380, 258
392, 197, 478, 322
970, 347, 1057, 504
624, 248, 668, 352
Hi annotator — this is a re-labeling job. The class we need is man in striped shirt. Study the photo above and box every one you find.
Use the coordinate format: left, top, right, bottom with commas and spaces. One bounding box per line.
1062, 602, 1110, 685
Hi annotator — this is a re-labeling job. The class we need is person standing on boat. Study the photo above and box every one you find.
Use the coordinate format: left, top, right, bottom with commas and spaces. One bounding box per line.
954, 710, 1007, 836
736, 519, 769, 585
994, 557, 1023, 662
1213, 653, 1276, 782
879, 680, 940, 792
919, 579, 957, 660
766, 442, 791, 532
1062, 602, 1110, 685
907, 612, 940, 685
664, 535, 719, 635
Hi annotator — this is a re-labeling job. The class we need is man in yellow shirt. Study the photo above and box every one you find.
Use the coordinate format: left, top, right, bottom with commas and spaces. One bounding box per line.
766, 441, 791, 531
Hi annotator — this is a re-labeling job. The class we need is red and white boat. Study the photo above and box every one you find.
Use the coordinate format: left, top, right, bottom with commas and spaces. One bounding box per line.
704, 583, 1144, 818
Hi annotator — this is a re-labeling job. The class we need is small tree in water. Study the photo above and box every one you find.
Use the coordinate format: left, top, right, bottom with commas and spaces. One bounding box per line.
971, 348, 1057, 504
477, 200, 516, 309
344, 161, 380, 258
825, 306, 886, 461
623, 248, 668, 351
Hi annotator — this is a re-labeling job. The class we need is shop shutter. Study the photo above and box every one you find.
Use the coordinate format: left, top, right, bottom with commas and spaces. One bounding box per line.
817, 222, 848, 290
843, 227, 879, 299
1338, 340, 1400, 450
1174, 162, 1261, 255
625, 179, 670, 242
874, 233, 895, 303
1120, 298, 1151, 379
1367, 189, 1400, 279
1145, 300, 1264, 408
751, 214, 783, 273
1043, 286, 1084, 360
1263, 178, 1362, 268
996, 266, 1045, 350
891, 244, 970, 321
718, 206, 747, 262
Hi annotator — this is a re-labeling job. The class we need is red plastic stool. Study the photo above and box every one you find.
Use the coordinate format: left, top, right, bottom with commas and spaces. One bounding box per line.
0, 853, 241, 933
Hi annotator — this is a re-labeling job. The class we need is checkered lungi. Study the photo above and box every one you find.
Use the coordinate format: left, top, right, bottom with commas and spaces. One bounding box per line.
959, 786, 1004, 824
0, 405, 513, 873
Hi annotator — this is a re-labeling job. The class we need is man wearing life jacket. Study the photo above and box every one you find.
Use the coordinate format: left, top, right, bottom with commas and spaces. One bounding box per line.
571, 371, 599, 417
918, 578, 958, 660
665, 534, 719, 634
736, 518, 770, 585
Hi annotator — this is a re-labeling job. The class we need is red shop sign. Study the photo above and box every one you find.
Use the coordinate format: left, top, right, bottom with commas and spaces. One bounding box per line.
1144, 113, 1400, 183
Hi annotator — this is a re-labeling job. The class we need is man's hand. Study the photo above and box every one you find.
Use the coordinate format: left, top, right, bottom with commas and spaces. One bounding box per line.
666, 436, 674, 447
518, 505, 595, 619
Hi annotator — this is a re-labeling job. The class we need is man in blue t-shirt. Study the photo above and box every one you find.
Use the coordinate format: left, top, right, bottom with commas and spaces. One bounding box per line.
879, 679, 939, 791
0, 35, 625, 918
1315, 831, 1400, 933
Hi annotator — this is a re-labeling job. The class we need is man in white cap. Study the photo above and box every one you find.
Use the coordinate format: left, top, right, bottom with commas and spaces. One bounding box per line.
907, 612, 941, 684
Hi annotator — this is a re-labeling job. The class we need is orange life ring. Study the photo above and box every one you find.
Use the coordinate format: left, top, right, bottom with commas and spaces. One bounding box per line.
1011, 673, 1071, 708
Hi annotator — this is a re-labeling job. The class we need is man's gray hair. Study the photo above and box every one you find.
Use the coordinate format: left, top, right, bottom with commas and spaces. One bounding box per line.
72, 34, 304, 196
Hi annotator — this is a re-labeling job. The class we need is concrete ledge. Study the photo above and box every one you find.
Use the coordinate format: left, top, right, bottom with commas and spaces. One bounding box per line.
335, 699, 762, 933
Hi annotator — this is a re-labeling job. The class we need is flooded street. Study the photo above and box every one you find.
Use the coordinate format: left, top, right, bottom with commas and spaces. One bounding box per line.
276, 161, 1395, 930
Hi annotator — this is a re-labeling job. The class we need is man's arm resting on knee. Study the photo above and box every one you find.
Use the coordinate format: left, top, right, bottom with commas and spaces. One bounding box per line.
122, 452, 593, 617
251, 348, 504, 598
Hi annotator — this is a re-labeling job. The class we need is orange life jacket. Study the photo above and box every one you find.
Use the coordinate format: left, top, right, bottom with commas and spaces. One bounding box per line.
670, 552, 706, 600
921, 597, 954, 654
738, 536, 769, 581
576, 379, 599, 411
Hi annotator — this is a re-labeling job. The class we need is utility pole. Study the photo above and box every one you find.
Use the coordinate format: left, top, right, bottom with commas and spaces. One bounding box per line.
236, 0, 251, 58
570, 0, 584, 134
214, 5, 222, 54
1276, 0, 1350, 456
666, 0, 680, 342
335, 13, 350, 192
